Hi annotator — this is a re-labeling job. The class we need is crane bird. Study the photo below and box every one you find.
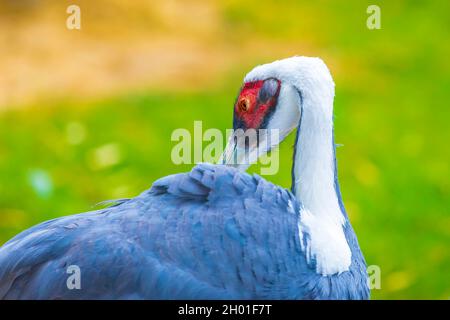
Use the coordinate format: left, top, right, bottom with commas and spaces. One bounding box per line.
0, 56, 369, 300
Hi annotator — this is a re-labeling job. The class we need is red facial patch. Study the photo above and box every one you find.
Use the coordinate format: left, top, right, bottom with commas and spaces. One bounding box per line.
235, 79, 280, 129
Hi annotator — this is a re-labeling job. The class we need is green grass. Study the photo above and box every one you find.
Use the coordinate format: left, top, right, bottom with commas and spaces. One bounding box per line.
1, 0, 449, 299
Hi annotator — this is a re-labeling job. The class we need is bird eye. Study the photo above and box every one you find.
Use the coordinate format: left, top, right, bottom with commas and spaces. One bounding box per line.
238, 98, 249, 112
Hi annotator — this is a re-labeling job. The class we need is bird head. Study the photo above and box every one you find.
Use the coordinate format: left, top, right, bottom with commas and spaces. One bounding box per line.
221, 56, 335, 170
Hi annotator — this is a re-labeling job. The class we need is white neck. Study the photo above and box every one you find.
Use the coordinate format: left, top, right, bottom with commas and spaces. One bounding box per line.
292, 80, 352, 276
292, 92, 344, 225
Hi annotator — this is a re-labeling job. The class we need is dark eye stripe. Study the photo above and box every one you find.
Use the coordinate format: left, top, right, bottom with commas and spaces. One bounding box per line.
258, 78, 280, 103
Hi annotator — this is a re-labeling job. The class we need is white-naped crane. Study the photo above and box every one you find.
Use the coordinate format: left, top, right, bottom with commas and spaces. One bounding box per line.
0, 57, 369, 299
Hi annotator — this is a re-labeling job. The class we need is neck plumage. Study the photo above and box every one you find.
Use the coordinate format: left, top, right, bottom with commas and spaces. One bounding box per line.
291, 93, 345, 226
291, 83, 351, 275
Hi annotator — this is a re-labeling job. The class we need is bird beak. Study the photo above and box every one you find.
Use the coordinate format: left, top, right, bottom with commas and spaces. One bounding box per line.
219, 129, 278, 171
219, 136, 252, 171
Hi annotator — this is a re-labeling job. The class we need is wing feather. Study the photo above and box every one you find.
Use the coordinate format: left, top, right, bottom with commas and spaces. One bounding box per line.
0, 164, 363, 299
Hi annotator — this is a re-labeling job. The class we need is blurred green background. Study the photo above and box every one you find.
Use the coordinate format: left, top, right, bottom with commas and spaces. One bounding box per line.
0, 0, 449, 299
